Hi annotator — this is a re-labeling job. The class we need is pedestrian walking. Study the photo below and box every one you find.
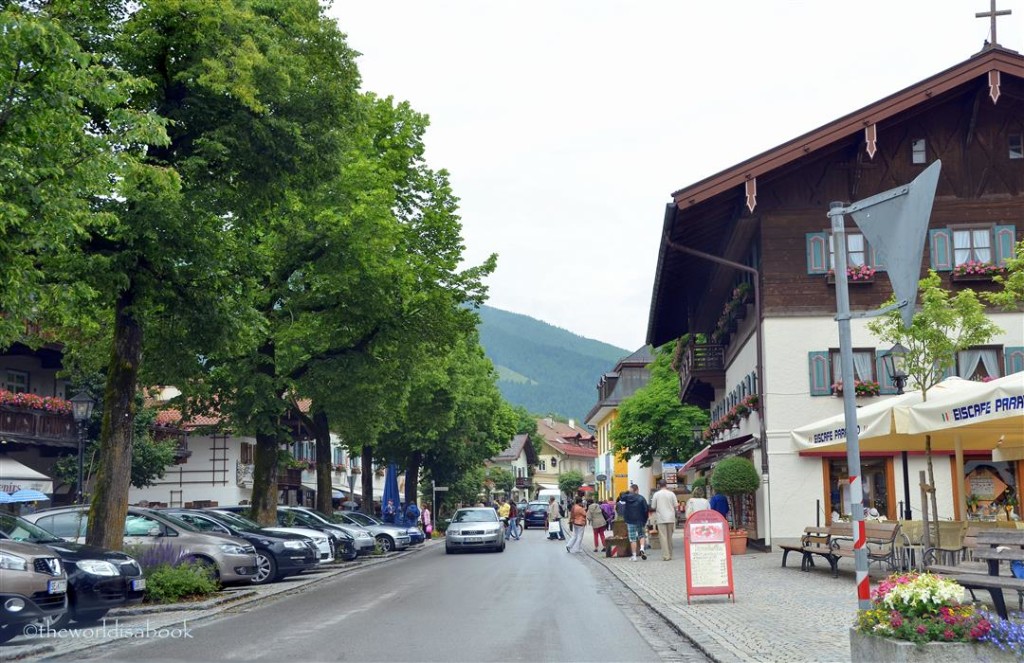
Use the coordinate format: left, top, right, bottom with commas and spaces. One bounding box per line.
685, 487, 711, 519
566, 497, 587, 553
586, 498, 608, 552
505, 499, 521, 540
421, 504, 432, 538
618, 484, 650, 561
650, 479, 678, 561
546, 496, 564, 540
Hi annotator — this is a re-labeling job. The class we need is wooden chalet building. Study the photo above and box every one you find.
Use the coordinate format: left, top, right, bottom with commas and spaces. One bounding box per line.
647, 44, 1024, 548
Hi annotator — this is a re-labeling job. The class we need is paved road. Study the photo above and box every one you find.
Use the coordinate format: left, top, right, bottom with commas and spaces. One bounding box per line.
59, 529, 707, 662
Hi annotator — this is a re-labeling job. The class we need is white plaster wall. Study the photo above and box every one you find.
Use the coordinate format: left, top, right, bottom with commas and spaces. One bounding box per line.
628, 459, 654, 498
128, 434, 249, 506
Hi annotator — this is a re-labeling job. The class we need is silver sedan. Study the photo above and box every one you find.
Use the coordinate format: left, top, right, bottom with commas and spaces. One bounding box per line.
445, 508, 505, 554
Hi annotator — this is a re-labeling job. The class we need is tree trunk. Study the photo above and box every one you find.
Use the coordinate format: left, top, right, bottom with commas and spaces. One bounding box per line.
86, 289, 141, 550
405, 450, 422, 506
250, 432, 280, 526
313, 408, 333, 515
360, 444, 374, 515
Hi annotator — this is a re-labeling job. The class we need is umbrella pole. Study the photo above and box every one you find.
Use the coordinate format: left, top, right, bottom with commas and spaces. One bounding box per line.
954, 436, 966, 520
902, 451, 912, 520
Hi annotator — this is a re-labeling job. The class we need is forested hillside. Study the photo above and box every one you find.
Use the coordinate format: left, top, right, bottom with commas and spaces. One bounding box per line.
476, 306, 630, 422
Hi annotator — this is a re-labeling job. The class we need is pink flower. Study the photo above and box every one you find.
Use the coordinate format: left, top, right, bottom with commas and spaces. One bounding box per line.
916, 625, 926, 634
943, 629, 954, 640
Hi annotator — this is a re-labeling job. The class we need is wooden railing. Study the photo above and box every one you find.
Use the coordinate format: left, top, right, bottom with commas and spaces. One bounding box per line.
680, 343, 726, 383
515, 477, 531, 488
0, 406, 75, 444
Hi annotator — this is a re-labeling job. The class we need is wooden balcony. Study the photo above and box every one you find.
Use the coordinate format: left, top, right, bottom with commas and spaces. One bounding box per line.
678, 343, 726, 409
515, 477, 531, 489
278, 467, 303, 488
0, 406, 76, 447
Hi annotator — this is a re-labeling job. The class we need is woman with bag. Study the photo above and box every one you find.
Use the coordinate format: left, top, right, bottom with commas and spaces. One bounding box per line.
586, 499, 608, 553
421, 505, 432, 538
566, 497, 588, 553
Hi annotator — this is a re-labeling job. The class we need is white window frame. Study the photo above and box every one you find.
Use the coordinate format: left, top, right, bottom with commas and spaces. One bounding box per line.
952, 225, 993, 265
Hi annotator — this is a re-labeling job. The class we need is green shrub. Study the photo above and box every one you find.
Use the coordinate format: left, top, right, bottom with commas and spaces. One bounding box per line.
710, 457, 760, 497
691, 476, 707, 492
144, 562, 219, 604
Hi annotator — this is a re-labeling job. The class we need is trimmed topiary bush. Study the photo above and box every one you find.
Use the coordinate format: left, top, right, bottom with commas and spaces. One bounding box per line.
710, 457, 760, 497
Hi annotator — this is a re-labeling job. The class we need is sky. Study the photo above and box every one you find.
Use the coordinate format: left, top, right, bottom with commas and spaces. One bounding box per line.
327, 1, 1023, 351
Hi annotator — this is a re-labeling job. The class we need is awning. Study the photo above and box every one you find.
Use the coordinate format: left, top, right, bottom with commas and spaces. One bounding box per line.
537, 483, 559, 490
579, 485, 595, 492
300, 482, 348, 500
0, 457, 53, 494
680, 446, 710, 474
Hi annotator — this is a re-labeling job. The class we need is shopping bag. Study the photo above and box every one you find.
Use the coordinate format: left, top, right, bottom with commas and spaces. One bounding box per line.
547, 520, 560, 534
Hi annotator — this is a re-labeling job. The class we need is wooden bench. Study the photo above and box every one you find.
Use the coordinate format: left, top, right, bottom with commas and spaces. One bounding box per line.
780, 527, 830, 570
806, 522, 904, 578
945, 530, 1024, 619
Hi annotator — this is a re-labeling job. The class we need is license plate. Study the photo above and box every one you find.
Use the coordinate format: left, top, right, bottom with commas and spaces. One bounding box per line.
48, 579, 67, 594
465, 537, 482, 543
131, 578, 146, 591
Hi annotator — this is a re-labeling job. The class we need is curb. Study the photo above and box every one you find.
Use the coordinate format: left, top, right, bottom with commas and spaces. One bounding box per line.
584, 549, 734, 663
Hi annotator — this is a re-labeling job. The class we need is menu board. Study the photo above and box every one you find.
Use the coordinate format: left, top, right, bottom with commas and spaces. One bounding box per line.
684, 510, 735, 603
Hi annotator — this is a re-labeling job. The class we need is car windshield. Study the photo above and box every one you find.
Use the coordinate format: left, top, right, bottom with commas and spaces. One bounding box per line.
282, 510, 323, 528
452, 509, 498, 523
0, 513, 64, 544
141, 511, 200, 533
212, 510, 263, 532
345, 512, 377, 527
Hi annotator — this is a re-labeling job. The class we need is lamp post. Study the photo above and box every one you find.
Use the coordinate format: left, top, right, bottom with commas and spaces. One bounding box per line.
881, 343, 913, 520
69, 391, 95, 505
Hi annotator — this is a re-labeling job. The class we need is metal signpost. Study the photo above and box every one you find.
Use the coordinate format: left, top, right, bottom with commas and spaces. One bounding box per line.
828, 160, 940, 609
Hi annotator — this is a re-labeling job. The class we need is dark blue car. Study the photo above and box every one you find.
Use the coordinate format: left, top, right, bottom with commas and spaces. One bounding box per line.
522, 501, 549, 529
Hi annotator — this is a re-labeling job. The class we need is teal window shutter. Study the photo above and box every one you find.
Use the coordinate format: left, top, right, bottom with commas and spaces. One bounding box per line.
929, 228, 954, 271
993, 225, 1017, 266
808, 351, 831, 396
1005, 346, 1024, 375
876, 351, 898, 394
806, 232, 829, 274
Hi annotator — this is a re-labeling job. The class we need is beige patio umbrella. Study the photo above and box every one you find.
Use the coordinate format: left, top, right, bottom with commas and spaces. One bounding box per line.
893, 373, 1024, 517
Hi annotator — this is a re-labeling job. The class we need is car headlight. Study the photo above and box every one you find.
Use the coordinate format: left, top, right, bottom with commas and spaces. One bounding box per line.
357, 531, 372, 539
0, 551, 27, 571
76, 559, 120, 576
219, 544, 249, 555
283, 540, 305, 550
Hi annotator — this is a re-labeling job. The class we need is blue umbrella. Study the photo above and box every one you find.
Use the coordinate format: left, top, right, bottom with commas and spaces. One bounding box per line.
0, 491, 11, 504
382, 464, 401, 524
10, 489, 50, 503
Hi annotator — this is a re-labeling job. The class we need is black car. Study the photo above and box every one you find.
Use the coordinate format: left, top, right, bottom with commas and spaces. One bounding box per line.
522, 501, 549, 529
162, 509, 318, 584
215, 506, 358, 561
0, 513, 144, 625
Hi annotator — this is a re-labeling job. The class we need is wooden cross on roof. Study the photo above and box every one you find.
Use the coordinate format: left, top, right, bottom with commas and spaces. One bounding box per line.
976, 0, 1012, 47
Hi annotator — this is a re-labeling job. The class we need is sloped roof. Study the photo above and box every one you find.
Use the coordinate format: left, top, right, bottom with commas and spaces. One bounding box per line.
536, 418, 598, 458
493, 433, 529, 461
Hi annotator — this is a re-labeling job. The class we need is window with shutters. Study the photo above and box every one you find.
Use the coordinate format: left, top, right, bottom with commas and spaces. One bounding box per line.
829, 232, 867, 267
806, 231, 883, 275
240, 442, 254, 464
956, 346, 1003, 381
809, 348, 886, 396
953, 227, 993, 265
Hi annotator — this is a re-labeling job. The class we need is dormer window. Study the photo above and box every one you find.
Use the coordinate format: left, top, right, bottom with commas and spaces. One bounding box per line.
911, 138, 927, 164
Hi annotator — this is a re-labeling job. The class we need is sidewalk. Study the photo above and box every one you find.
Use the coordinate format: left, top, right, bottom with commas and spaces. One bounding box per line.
585, 534, 869, 663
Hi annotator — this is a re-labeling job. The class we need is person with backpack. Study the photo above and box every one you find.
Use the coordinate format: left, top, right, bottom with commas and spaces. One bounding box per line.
618, 484, 650, 561
404, 501, 420, 530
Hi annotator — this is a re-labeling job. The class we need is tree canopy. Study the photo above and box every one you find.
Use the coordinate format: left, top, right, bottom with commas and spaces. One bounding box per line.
610, 342, 708, 467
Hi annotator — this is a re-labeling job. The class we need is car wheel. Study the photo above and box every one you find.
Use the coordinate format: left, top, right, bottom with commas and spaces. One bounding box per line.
445, 544, 453, 554
252, 551, 278, 585
376, 535, 395, 553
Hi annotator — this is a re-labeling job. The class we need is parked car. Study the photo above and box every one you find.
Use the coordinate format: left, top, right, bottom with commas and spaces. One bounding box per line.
277, 506, 380, 555
0, 513, 143, 625
23, 506, 257, 585
215, 505, 364, 559
0, 540, 67, 643
208, 509, 349, 563
522, 501, 549, 529
331, 511, 412, 552
445, 508, 505, 554
162, 510, 318, 584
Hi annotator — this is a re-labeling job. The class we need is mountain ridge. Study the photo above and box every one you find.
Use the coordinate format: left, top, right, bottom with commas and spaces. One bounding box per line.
475, 305, 630, 423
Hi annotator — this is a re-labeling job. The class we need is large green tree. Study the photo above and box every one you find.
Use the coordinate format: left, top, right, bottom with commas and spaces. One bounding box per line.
610, 342, 709, 467
867, 271, 1001, 526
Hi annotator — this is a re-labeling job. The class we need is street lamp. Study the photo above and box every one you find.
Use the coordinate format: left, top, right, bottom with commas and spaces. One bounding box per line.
880, 342, 909, 394
70, 391, 95, 505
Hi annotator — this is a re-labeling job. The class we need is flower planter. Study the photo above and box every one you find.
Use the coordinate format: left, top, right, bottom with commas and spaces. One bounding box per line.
729, 530, 748, 555
850, 628, 1016, 662
827, 273, 875, 285
951, 272, 1000, 283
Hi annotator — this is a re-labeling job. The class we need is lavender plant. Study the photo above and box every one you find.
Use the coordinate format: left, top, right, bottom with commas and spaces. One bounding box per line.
978, 611, 1024, 658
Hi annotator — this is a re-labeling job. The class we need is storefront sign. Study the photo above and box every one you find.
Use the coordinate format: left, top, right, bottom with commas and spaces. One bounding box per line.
684, 509, 735, 603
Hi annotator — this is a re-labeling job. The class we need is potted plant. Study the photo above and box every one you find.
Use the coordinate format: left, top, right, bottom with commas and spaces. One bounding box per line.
710, 456, 760, 555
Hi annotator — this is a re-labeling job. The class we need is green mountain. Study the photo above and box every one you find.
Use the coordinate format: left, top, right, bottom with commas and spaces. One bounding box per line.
476, 305, 630, 422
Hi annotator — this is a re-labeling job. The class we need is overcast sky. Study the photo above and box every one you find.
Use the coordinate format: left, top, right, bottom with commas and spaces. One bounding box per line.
327, 1, 1022, 351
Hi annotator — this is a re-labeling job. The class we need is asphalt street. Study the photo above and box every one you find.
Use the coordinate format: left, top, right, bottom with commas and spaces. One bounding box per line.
55, 528, 708, 663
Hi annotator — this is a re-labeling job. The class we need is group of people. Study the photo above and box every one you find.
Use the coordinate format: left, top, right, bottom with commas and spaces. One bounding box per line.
545, 495, 618, 554
381, 498, 434, 536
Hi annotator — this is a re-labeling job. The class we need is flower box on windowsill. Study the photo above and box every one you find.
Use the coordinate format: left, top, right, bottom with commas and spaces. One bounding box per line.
950, 271, 1001, 283
826, 273, 875, 285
